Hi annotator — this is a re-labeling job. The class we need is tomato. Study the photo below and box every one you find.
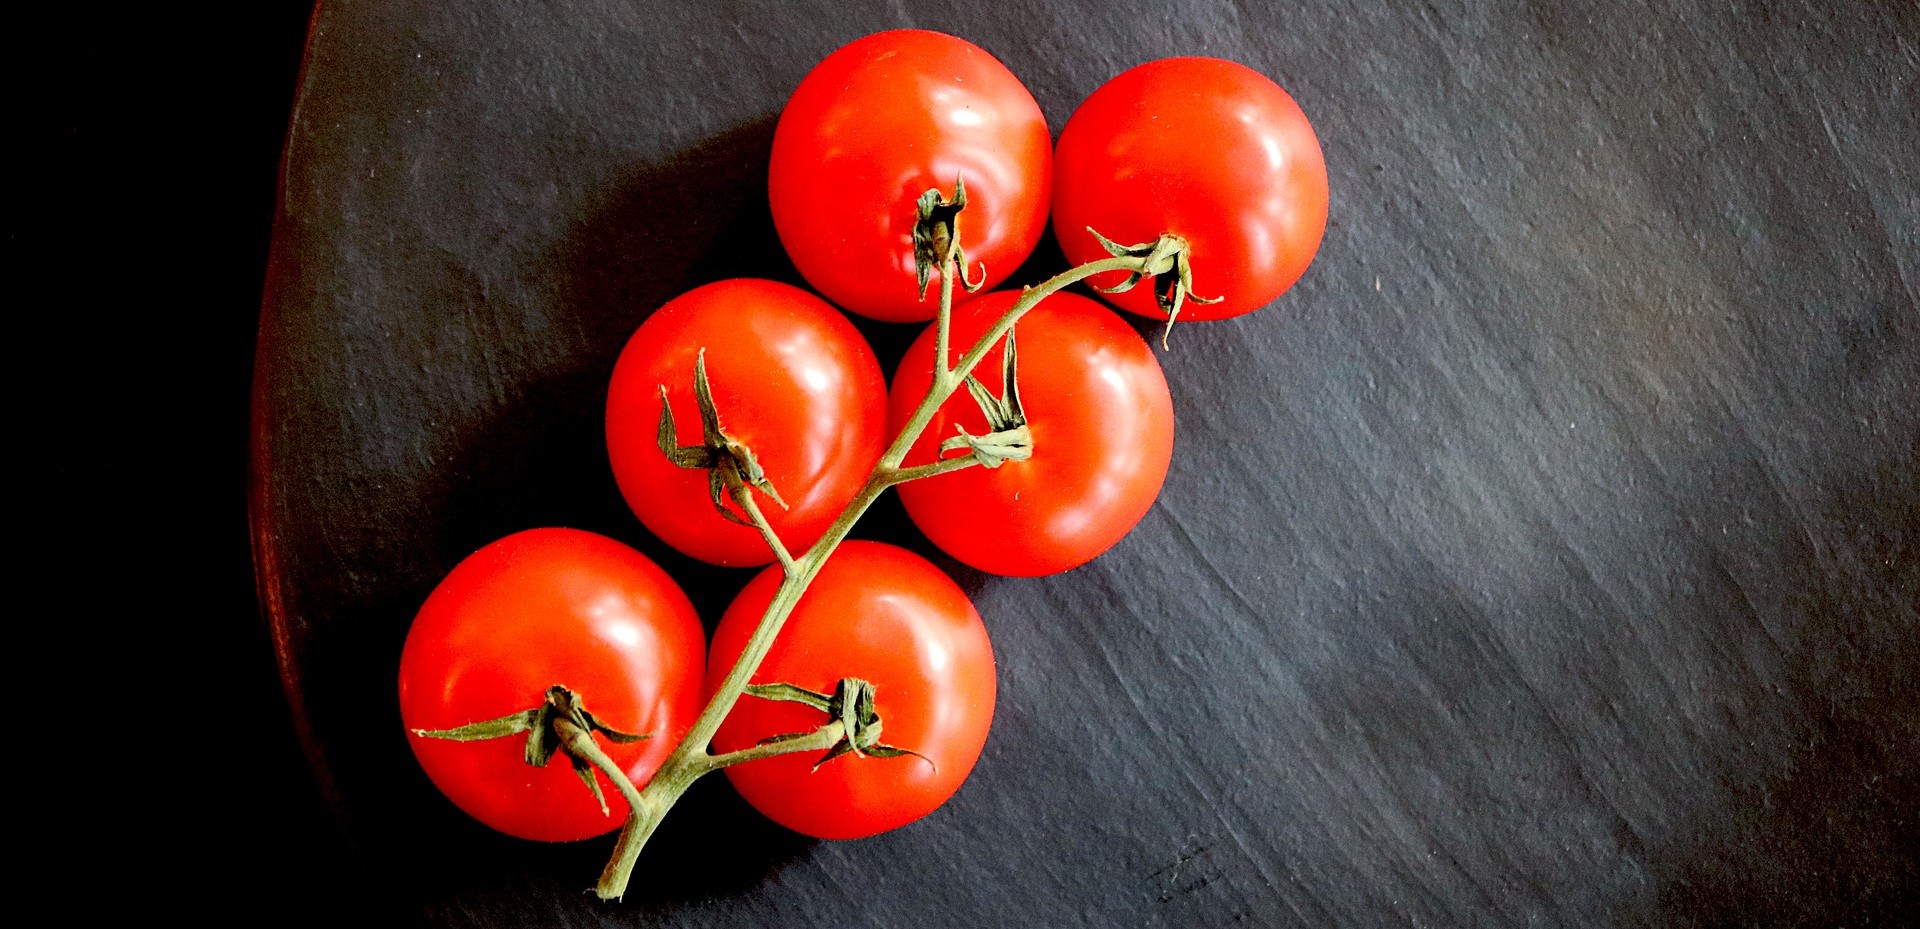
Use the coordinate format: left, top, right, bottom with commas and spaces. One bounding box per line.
1052, 57, 1328, 322
889, 290, 1173, 576
606, 279, 887, 566
769, 29, 1053, 322
398, 528, 705, 842
708, 541, 996, 839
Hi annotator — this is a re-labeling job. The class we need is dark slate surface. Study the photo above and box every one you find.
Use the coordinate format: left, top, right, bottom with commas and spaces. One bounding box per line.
252, 1, 1919, 926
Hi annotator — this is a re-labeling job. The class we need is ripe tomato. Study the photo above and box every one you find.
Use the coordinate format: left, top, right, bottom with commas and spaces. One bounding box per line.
708, 541, 996, 839
606, 279, 887, 566
769, 29, 1053, 322
398, 528, 705, 842
1052, 57, 1328, 322
889, 290, 1173, 576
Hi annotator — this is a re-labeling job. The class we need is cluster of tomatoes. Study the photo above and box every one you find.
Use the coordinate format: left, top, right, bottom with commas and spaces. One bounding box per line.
396, 28, 1327, 878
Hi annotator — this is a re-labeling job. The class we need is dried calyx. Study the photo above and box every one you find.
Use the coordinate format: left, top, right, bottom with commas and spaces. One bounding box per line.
412, 685, 649, 816
914, 175, 988, 300
1086, 228, 1220, 346
941, 326, 1031, 468
745, 677, 933, 772
656, 349, 789, 525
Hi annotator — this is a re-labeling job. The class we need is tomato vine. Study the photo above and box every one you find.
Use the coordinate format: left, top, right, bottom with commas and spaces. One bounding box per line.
591, 204, 1186, 898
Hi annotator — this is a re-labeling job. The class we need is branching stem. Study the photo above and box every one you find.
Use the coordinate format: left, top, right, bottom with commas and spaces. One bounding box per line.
879, 455, 984, 485
699, 721, 845, 773
592, 242, 1152, 901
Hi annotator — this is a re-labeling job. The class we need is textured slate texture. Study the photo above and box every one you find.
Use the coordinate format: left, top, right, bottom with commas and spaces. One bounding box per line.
252, 1, 1918, 926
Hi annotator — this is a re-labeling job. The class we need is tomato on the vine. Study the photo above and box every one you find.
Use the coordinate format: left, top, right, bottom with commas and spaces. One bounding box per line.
398, 528, 705, 842
606, 278, 887, 567
1053, 57, 1328, 322
769, 29, 1053, 322
890, 290, 1174, 576
708, 541, 996, 840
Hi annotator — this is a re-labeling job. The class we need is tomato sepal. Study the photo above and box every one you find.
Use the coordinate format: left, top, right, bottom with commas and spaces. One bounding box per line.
655, 349, 791, 528
744, 677, 935, 773
912, 176, 988, 302
940, 325, 1032, 468
411, 684, 653, 818
1085, 228, 1221, 345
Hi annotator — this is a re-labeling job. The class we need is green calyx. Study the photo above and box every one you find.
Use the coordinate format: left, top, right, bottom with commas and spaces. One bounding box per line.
914, 176, 987, 301
1085, 228, 1222, 346
745, 678, 933, 772
412, 684, 650, 817
657, 348, 789, 525
941, 326, 1031, 468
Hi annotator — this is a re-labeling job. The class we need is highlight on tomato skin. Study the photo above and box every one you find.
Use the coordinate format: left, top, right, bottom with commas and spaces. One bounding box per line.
769, 29, 1054, 322
605, 278, 888, 567
397, 528, 706, 842
889, 290, 1175, 576
708, 541, 997, 840
1052, 56, 1329, 323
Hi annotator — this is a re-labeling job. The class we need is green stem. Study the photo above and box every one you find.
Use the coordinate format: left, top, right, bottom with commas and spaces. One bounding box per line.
594, 250, 1149, 900
935, 245, 955, 377
699, 721, 845, 773
730, 483, 796, 574
880, 455, 983, 485
547, 715, 654, 901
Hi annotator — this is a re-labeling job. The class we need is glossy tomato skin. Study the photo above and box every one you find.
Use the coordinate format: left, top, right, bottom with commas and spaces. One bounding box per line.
606, 279, 887, 566
770, 30, 1053, 322
890, 290, 1174, 576
398, 528, 705, 842
709, 541, 996, 840
1053, 57, 1328, 322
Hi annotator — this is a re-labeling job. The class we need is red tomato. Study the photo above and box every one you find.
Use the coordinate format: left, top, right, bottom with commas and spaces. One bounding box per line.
769, 29, 1053, 322
398, 528, 705, 842
709, 541, 996, 839
606, 279, 887, 566
889, 290, 1173, 576
1053, 57, 1328, 322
